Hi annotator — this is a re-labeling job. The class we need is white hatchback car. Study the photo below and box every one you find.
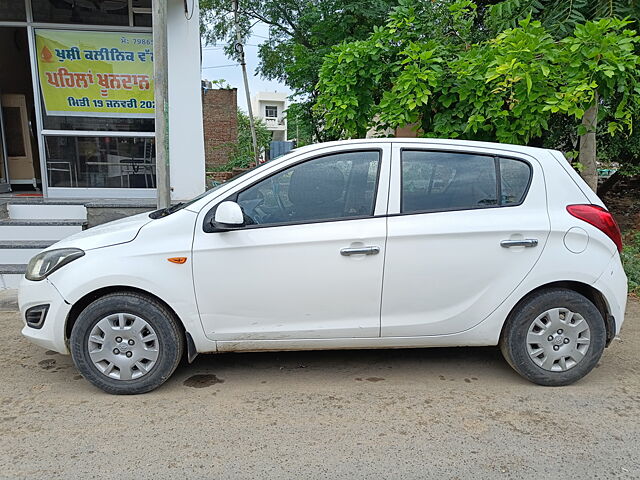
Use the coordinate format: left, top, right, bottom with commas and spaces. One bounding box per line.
19, 139, 627, 394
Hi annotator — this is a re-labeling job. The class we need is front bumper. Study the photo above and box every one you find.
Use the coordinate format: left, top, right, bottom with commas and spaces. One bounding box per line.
19, 277, 72, 354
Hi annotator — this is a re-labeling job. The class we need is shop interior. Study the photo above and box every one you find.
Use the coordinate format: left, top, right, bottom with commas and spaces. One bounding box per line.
0, 26, 41, 193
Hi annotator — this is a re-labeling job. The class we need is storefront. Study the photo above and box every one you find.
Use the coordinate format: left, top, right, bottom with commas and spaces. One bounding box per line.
0, 0, 204, 200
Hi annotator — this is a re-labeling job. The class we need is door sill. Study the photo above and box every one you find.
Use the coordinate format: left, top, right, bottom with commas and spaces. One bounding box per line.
215, 333, 494, 352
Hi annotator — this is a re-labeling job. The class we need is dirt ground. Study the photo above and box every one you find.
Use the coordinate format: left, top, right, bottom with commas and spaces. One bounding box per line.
0, 291, 639, 480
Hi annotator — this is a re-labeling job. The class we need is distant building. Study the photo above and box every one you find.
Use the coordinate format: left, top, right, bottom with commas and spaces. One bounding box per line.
251, 92, 288, 142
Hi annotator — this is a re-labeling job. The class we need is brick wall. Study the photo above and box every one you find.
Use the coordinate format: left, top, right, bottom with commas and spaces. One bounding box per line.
202, 88, 238, 169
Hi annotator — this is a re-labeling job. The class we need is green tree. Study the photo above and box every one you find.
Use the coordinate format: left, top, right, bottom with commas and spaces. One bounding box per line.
554, 19, 640, 188
488, 0, 639, 37
315, 2, 640, 190
199, 0, 401, 140
285, 102, 314, 146
486, 0, 640, 190
217, 109, 272, 170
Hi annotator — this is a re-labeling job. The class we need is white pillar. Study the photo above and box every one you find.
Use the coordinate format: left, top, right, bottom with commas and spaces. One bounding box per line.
166, 0, 205, 201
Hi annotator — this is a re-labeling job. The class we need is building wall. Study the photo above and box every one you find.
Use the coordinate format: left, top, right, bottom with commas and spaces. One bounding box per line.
202, 88, 237, 169
395, 124, 421, 138
167, 0, 206, 201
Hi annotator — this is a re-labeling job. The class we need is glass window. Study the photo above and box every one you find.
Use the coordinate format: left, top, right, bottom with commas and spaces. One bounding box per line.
265, 105, 278, 118
236, 151, 380, 226
0, 0, 26, 21
133, 12, 152, 27
401, 151, 497, 213
32, 0, 129, 26
44, 136, 155, 188
132, 0, 152, 27
43, 113, 154, 133
500, 157, 531, 205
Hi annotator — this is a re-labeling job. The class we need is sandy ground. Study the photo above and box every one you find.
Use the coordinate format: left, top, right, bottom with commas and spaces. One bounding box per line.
0, 290, 639, 480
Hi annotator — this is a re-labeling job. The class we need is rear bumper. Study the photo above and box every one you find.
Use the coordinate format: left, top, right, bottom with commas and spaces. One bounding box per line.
593, 253, 627, 337
18, 277, 71, 354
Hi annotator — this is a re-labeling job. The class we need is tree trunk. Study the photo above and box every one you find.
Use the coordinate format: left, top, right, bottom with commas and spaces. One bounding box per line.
579, 94, 598, 192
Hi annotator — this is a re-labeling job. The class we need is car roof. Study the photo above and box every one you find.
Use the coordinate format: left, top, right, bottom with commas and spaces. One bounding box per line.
291, 138, 554, 160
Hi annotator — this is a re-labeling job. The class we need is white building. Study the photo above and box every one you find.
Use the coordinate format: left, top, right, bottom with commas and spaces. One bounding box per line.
0, 0, 205, 202
251, 92, 287, 142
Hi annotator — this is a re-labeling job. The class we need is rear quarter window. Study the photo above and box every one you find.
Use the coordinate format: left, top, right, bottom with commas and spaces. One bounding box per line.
500, 157, 532, 205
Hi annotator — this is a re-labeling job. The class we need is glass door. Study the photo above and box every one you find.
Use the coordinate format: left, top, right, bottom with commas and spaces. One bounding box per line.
0, 92, 11, 193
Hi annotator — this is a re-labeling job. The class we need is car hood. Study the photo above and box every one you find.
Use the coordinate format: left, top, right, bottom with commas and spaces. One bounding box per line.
49, 211, 154, 251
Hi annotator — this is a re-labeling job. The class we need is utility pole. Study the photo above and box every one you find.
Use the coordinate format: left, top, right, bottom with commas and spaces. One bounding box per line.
232, 0, 260, 167
152, 0, 171, 208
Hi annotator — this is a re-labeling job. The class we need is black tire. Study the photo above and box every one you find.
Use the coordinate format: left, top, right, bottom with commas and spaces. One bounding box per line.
500, 288, 606, 386
70, 292, 184, 395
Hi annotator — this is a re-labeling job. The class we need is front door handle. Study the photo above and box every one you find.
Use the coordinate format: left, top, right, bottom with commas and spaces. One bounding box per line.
500, 239, 538, 248
340, 246, 380, 256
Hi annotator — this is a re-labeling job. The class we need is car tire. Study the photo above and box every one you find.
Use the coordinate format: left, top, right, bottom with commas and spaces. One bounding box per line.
70, 292, 184, 395
500, 288, 606, 386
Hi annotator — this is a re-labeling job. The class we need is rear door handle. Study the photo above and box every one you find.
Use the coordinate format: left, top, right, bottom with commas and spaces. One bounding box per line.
500, 239, 538, 248
340, 246, 380, 256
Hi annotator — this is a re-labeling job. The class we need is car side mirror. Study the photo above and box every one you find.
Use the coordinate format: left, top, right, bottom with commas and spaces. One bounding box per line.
213, 201, 245, 230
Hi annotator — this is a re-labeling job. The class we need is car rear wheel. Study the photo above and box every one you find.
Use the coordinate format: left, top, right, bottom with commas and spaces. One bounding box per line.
70, 292, 184, 394
500, 288, 606, 386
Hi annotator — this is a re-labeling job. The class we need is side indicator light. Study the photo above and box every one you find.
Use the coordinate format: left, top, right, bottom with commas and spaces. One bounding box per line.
168, 257, 187, 264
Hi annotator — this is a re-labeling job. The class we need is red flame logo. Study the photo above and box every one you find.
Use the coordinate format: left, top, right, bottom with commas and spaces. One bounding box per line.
40, 45, 54, 63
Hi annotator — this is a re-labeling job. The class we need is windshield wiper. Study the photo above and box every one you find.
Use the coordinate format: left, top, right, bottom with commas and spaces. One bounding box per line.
164, 202, 185, 214
149, 202, 185, 219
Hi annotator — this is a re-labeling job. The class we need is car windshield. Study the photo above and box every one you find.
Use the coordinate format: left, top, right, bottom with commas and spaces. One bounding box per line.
148, 164, 263, 219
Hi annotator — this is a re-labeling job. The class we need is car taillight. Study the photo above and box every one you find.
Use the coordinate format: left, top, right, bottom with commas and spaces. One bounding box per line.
566, 204, 623, 253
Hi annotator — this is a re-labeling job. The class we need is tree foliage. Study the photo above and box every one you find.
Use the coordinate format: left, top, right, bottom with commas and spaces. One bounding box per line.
199, 0, 401, 140
315, 2, 640, 176
488, 0, 639, 37
284, 102, 314, 146
214, 109, 272, 171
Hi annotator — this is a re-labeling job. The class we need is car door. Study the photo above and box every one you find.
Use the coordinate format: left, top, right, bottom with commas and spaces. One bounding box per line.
192, 144, 390, 342
381, 143, 550, 337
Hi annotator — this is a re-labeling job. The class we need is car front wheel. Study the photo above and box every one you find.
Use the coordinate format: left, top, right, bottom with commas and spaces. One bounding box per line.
70, 292, 184, 394
500, 288, 606, 386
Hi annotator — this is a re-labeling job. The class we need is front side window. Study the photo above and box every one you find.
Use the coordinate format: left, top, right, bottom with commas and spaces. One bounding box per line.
401, 150, 531, 213
236, 151, 380, 226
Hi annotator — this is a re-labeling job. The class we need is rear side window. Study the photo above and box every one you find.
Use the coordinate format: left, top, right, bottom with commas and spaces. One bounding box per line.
401, 151, 531, 214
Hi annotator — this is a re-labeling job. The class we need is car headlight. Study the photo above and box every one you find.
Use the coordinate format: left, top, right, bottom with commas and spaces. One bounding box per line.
25, 248, 85, 281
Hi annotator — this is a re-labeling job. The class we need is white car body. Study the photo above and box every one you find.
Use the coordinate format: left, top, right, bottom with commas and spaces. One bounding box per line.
19, 139, 627, 360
